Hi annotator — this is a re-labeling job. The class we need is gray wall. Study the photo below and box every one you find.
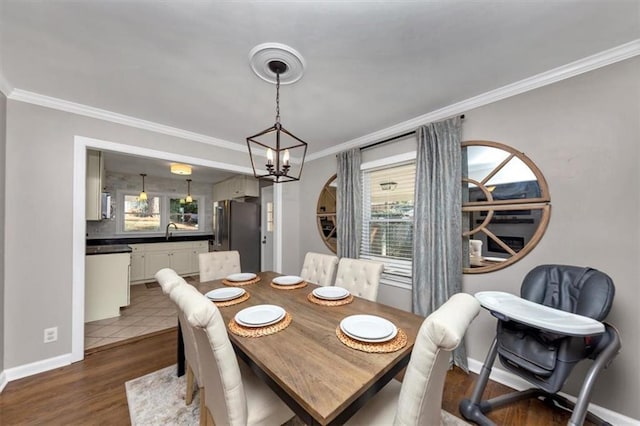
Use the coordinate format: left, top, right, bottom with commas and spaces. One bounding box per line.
294, 57, 640, 419
0, 91, 6, 372
4, 101, 250, 368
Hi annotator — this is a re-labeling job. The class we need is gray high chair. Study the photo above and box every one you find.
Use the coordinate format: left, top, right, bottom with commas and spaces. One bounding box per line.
459, 264, 621, 426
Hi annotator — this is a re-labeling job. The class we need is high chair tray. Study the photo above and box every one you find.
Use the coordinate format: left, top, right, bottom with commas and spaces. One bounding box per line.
475, 291, 604, 336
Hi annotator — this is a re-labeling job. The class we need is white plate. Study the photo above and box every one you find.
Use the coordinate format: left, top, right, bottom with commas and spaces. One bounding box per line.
205, 287, 245, 302
340, 315, 398, 342
235, 305, 286, 328
313, 286, 350, 300
226, 273, 257, 282
273, 275, 304, 286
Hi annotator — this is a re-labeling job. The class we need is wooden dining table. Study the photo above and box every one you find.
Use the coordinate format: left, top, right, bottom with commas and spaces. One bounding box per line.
189, 271, 425, 426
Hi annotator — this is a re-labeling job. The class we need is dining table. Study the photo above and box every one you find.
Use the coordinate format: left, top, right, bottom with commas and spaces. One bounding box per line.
184, 271, 425, 426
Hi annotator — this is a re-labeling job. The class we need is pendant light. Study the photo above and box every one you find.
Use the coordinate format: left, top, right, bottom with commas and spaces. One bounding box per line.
246, 59, 308, 183
139, 173, 148, 201
185, 179, 193, 203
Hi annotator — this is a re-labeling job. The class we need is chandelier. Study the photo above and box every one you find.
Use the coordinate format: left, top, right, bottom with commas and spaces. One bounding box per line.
246, 60, 308, 183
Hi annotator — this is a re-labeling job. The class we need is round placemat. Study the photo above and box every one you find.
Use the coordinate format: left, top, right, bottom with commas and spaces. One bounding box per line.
222, 276, 261, 286
211, 291, 250, 307
307, 292, 354, 306
270, 281, 308, 290
228, 312, 292, 338
336, 326, 407, 353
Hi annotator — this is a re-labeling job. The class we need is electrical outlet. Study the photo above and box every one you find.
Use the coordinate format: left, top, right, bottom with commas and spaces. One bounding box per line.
44, 327, 58, 343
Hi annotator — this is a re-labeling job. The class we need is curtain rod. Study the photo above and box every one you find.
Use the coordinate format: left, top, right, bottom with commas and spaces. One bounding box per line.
360, 114, 465, 151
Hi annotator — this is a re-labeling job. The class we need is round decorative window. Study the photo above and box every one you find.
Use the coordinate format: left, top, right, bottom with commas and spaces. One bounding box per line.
316, 174, 337, 253
463, 141, 551, 274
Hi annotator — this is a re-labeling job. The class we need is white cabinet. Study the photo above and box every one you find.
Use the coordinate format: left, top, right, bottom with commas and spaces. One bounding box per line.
213, 175, 259, 201
129, 240, 209, 283
86, 150, 105, 221
85, 253, 131, 322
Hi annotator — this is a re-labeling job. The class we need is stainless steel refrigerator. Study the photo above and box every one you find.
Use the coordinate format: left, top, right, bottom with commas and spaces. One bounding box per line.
211, 200, 261, 273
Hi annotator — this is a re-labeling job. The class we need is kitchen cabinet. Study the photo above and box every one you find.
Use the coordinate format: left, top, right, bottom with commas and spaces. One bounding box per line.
129, 240, 209, 283
86, 149, 105, 221
213, 175, 259, 201
85, 253, 130, 322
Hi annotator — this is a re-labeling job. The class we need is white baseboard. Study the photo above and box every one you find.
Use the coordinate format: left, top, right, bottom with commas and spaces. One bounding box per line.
3, 353, 72, 384
0, 370, 7, 392
467, 357, 640, 426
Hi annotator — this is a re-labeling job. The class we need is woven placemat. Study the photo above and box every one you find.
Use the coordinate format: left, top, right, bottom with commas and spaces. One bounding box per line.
307, 293, 354, 306
270, 281, 308, 290
211, 291, 250, 307
336, 327, 407, 353
228, 313, 292, 338
222, 276, 261, 286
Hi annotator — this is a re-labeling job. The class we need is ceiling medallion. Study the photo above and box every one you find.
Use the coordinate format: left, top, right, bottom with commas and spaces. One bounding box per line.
248, 42, 306, 85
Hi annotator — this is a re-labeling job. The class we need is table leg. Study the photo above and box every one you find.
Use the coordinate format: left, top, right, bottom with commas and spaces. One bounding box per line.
177, 318, 185, 377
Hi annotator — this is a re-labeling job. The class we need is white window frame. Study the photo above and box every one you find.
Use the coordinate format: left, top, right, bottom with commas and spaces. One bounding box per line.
361, 151, 416, 290
115, 190, 203, 235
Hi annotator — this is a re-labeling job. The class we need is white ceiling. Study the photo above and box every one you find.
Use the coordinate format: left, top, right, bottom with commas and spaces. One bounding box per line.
1, 1, 639, 178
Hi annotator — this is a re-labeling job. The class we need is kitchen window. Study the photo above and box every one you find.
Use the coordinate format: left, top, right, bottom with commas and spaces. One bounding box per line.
119, 192, 200, 234
360, 159, 416, 288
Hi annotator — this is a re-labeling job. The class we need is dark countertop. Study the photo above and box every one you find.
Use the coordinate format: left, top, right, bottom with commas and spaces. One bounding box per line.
86, 244, 133, 255
87, 234, 213, 246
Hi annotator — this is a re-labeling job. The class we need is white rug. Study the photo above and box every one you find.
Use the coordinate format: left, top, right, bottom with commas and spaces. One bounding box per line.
126, 365, 468, 425
126, 365, 199, 426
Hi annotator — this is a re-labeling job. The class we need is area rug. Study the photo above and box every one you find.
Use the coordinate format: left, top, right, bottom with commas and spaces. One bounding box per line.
126, 365, 199, 426
126, 365, 468, 425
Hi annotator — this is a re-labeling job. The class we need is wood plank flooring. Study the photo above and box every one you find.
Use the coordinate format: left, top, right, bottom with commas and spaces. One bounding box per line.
0, 329, 589, 425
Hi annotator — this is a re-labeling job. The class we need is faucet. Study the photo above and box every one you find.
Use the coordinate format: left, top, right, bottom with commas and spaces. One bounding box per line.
165, 222, 178, 240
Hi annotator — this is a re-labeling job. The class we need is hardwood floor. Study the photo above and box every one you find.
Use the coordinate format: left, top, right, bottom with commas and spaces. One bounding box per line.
0, 329, 590, 425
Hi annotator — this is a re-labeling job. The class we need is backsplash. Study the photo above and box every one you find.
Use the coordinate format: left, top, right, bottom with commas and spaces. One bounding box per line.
86, 171, 214, 238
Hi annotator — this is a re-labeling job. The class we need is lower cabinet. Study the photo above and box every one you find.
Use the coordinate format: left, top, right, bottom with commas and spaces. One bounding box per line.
129, 241, 209, 283
85, 253, 131, 322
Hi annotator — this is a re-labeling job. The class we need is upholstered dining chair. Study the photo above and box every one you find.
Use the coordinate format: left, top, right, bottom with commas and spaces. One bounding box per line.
171, 283, 295, 426
345, 293, 480, 425
166, 282, 205, 417
154, 267, 183, 294
300, 252, 339, 286
334, 257, 385, 301
198, 250, 241, 282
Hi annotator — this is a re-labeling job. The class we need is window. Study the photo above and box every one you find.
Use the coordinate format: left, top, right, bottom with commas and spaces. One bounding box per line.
169, 198, 199, 231
124, 195, 161, 232
361, 161, 416, 282
120, 192, 201, 234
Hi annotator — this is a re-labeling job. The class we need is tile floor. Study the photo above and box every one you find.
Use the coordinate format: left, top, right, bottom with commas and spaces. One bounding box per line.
84, 276, 198, 351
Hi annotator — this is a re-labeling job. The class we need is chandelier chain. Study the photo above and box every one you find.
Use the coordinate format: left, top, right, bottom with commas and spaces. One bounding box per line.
275, 72, 280, 124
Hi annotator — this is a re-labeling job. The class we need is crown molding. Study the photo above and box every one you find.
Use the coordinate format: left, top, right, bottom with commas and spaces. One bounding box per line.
306, 39, 640, 161
8, 89, 248, 153
0, 72, 13, 97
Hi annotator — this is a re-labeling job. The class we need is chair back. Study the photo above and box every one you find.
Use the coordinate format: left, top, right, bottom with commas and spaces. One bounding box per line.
154, 268, 182, 294
334, 258, 384, 301
394, 293, 480, 425
521, 264, 615, 320
167, 282, 203, 391
300, 252, 339, 286
199, 250, 241, 282
172, 284, 248, 426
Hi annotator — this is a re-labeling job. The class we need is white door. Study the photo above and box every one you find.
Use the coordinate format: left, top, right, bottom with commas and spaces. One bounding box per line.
261, 185, 274, 271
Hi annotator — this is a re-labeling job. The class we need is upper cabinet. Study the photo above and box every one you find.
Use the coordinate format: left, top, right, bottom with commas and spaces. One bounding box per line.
213, 175, 259, 201
86, 149, 105, 221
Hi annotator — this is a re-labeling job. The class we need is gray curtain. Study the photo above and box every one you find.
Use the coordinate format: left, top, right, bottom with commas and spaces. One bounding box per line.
412, 116, 468, 371
337, 148, 362, 258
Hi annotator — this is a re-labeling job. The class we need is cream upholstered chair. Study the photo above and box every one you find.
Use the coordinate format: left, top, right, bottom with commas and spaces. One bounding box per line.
154, 268, 183, 294
171, 284, 295, 426
346, 293, 480, 425
300, 252, 339, 286
334, 258, 385, 301
166, 283, 205, 417
198, 250, 241, 282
